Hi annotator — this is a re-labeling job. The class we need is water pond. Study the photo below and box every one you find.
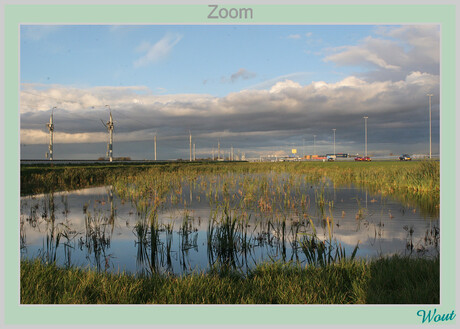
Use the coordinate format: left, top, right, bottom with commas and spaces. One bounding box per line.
20, 174, 439, 276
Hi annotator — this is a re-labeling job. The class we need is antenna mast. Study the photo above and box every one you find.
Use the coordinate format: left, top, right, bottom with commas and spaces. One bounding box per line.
46, 107, 56, 160
105, 105, 114, 162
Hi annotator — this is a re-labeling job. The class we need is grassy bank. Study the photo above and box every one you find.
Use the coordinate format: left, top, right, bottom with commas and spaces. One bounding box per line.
21, 162, 158, 195
21, 160, 439, 198
21, 256, 439, 304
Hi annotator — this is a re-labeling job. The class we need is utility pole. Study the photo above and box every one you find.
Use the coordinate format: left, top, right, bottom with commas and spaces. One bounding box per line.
427, 94, 433, 159
193, 143, 196, 161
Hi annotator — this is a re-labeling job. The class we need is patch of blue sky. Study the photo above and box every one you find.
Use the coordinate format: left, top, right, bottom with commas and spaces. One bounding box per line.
20, 24, 385, 96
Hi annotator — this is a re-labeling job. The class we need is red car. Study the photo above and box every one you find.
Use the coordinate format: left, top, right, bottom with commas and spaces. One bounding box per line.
355, 156, 371, 161
363, 156, 371, 161
354, 157, 363, 161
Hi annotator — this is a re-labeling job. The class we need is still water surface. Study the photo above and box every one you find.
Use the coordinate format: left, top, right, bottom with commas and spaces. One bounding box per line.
20, 179, 439, 275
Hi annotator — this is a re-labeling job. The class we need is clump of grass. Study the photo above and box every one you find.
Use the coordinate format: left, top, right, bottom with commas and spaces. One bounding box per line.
299, 219, 359, 267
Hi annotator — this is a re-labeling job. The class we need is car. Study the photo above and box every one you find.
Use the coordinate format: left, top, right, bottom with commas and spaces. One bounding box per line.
399, 154, 411, 161
354, 157, 363, 161
362, 156, 371, 161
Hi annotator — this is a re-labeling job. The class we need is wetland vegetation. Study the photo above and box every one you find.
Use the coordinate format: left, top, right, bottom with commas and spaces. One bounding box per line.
20, 160, 440, 304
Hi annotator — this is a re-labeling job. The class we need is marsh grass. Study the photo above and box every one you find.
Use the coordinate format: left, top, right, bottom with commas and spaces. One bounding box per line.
20, 255, 439, 304
20, 160, 440, 303
21, 161, 440, 217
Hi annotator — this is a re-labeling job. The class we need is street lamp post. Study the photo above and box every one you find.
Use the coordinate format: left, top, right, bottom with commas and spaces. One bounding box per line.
189, 131, 192, 162
363, 116, 368, 157
332, 129, 336, 156
427, 94, 433, 159
302, 138, 305, 157
313, 135, 316, 155
154, 135, 157, 161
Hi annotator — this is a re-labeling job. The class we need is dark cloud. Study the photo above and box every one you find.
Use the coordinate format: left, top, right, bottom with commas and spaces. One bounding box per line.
223, 68, 257, 83
20, 70, 439, 160
20, 25, 440, 160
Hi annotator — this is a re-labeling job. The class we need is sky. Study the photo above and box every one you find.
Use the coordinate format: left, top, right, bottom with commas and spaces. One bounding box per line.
20, 24, 440, 160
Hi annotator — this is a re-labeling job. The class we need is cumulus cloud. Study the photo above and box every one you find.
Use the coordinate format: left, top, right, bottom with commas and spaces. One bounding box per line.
246, 72, 312, 91
21, 129, 107, 144
19, 25, 440, 160
269, 80, 302, 93
20, 71, 439, 159
133, 33, 182, 68
20, 84, 151, 113
378, 25, 440, 63
324, 25, 439, 82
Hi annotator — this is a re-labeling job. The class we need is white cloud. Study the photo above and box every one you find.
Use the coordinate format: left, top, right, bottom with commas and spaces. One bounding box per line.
269, 80, 302, 93
21, 129, 107, 144
20, 128, 161, 145
20, 71, 439, 157
133, 33, 182, 68
323, 25, 439, 80
379, 25, 440, 62
21, 72, 439, 124
404, 71, 439, 86
325, 43, 401, 70
20, 84, 152, 113
246, 72, 312, 91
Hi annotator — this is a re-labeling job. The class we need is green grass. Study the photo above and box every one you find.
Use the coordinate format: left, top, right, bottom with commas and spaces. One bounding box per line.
21, 256, 439, 304
21, 160, 439, 193
21, 161, 440, 215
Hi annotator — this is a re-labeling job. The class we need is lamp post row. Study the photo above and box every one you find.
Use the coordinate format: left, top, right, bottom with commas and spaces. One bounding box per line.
45, 94, 435, 161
